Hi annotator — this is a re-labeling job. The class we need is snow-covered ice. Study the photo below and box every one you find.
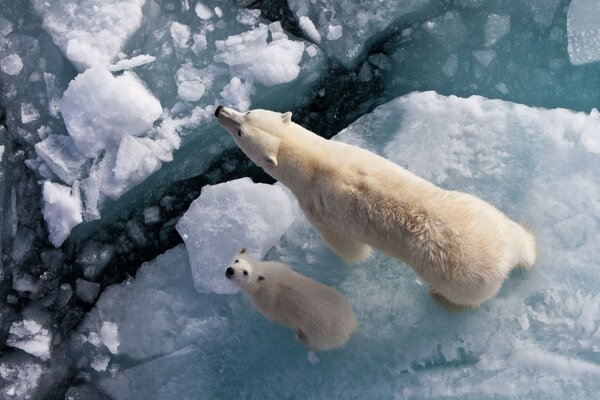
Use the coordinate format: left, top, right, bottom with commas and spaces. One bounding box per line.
7, 319, 52, 361
42, 181, 83, 247
176, 178, 295, 294
567, 0, 600, 65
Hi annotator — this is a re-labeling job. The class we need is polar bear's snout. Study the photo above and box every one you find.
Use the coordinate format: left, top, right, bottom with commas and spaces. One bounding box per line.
214, 105, 224, 117
225, 267, 234, 278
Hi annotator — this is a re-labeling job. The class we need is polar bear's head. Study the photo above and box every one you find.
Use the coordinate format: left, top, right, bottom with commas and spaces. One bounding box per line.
225, 248, 266, 291
214, 105, 292, 170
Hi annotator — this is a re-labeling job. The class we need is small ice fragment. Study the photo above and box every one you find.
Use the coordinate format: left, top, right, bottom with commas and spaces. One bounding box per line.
76, 278, 101, 303
473, 49, 496, 67
484, 14, 511, 47
108, 54, 156, 72
7, 320, 52, 360
170, 22, 191, 48
20, 104, 39, 124
326, 25, 343, 41
195, 2, 213, 19
495, 82, 509, 94
192, 34, 208, 54
176, 64, 207, 102
306, 45, 318, 58
567, 0, 600, 65
42, 181, 83, 247
220, 77, 253, 112
143, 206, 161, 225
442, 55, 459, 77
299, 16, 321, 44
100, 322, 119, 354
91, 354, 110, 372
1, 54, 24, 76
307, 351, 320, 364
0, 145, 4, 162
214, 7, 223, 18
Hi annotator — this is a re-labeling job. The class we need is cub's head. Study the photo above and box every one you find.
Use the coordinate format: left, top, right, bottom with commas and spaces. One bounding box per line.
214, 106, 293, 171
225, 248, 266, 292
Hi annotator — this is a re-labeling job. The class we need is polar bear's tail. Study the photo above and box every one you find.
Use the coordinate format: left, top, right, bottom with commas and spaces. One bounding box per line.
515, 225, 536, 269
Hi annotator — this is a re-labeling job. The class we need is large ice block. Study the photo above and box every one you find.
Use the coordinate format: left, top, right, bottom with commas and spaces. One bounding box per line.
31, 0, 147, 71
176, 178, 295, 294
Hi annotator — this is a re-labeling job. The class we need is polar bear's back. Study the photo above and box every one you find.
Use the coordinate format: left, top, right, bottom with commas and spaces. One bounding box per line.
251, 262, 357, 351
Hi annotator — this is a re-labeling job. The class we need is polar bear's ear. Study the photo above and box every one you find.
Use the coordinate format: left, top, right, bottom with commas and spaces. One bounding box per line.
239, 247, 247, 254
266, 155, 278, 167
281, 112, 292, 124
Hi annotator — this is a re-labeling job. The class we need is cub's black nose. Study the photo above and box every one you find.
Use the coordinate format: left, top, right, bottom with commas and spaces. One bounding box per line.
215, 105, 224, 117
225, 267, 234, 278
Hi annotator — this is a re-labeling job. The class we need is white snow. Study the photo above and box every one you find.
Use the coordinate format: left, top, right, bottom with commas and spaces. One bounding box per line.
59, 67, 162, 158
0, 54, 23, 76
567, 0, 600, 65
108, 55, 156, 72
7, 320, 52, 361
42, 181, 83, 247
484, 13, 511, 47
299, 16, 321, 43
581, 108, 600, 153
214, 22, 305, 87
176, 178, 295, 294
32, 0, 146, 71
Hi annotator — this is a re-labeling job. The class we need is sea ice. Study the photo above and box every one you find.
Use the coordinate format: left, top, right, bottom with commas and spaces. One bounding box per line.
176, 178, 295, 294
34, 135, 87, 185
288, 0, 432, 66
59, 67, 162, 158
567, 0, 600, 65
32, 0, 147, 71
7, 319, 52, 361
42, 181, 83, 247
484, 13, 511, 47
108, 55, 156, 72
0, 53, 23, 76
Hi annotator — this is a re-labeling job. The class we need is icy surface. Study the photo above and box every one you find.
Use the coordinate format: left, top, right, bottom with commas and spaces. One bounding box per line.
82, 91, 600, 398
176, 178, 295, 294
288, 0, 432, 66
7, 319, 52, 360
567, 0, 600, 65
42, 181, 83, 247
32, 0, 147, 71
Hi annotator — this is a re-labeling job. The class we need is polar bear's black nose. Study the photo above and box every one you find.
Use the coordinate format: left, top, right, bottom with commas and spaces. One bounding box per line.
225, 267, 234, 278
215, 105, 224, 117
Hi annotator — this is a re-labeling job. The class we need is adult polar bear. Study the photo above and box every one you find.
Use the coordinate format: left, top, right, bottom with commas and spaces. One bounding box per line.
214, 106, 536, 309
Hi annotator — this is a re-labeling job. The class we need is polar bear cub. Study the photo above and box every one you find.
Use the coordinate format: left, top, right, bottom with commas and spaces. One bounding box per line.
215, 106, 537, 310
226, 248, 357, 351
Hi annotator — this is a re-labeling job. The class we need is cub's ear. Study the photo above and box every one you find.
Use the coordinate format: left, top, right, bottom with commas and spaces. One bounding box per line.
266, 155, 278, 167
239, 247, 246, 254
257, 275, 265, 281
282, 112, 292, 124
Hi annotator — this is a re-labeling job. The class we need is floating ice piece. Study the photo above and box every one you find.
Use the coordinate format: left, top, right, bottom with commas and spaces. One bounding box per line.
101, 322, 119, 354
473, 49, 496, 67
42, 181, 83, 247
176, 64, 211, 102
220, 77, 254, 112
32, 0, 146, 71
0, 53, 23, 76
60, 68, 162, 158
170, 22, 191, 49
288, 0, 431, 66
521, 0, 561, 29
7, 319, 52, 361
195, 2, 213, 20
76, 278, 101, 303
567, 0, 600, 65
0, 355, 44, 399
215, 22, 305, 87
176, 178, 295, 294
423, 10, 468, 51
0, 15, 13, 37
299, 16, 321, 43
484, 14, 511, 47
34, 135, 87, 185
108, 54, 156, 72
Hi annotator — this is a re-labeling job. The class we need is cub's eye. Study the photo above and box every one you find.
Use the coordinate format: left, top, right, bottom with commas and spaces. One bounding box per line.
234, 259, 239, 263
237, 128, 242, 137
243, 270, 248, 276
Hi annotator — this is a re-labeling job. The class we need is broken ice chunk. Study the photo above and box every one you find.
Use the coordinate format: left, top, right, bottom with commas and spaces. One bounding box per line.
76, 278, 101, 303
581, 108, 600, 153
108, 54, 156, 72
214, 23, 305, 87
567, 0, 600, 65
484, 14, 511, 48
170, 22, 191, 49
0, 53, 23, 76
20, 103, 39, 124
0, 354, 44, 399
34, 135, 87, 185
473, 49, 496, 67
423, 11, 467, 51
195, 2, 213, 20
176, 178, 295, 294
299, 16, 321, 43
326, 25, 343, 41
42, 181, 83, 247
219, 77, 253, 112
176, 64, 210, 102
91, 354, 110, 372
60, 68, 162, 158
100, 322, 119, 354
7, 319, 52, 361
143, 206, 161, 225
31, 0, 146, 71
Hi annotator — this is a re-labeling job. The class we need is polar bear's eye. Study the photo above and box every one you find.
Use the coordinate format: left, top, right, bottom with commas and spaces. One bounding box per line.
237, 128, 242, 137
243, 270, 248, 276
235, 259, 239, 263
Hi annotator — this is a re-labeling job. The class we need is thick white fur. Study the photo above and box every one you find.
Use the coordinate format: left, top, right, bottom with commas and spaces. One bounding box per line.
216, 107, 537, 309
226, 251, 357, 351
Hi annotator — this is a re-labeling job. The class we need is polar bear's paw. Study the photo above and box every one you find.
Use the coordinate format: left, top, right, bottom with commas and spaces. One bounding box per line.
429, 287, 474, 312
